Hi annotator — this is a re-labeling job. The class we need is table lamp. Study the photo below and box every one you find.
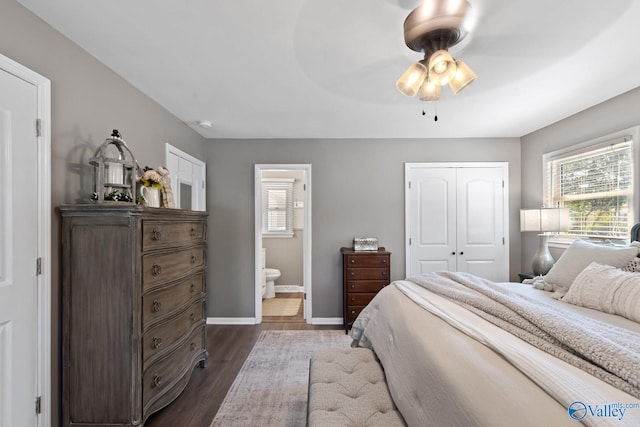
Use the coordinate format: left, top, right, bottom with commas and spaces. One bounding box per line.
520, 207, 570, 275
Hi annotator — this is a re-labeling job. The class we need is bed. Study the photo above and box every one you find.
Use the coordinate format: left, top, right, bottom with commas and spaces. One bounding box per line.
350, 229, 640, 427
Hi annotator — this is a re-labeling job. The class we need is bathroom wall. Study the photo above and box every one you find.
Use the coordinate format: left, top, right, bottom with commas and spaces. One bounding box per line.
262, 169, 305, 288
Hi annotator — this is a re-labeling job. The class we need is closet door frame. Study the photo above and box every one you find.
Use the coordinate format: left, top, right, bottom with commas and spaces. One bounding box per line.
405, 162, 510, 281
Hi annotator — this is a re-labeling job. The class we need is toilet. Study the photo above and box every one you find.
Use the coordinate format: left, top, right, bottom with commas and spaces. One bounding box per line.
262, 248, 280, 299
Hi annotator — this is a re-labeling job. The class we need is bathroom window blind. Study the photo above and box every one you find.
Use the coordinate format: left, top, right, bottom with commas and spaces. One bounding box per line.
544, 136, 634, 239
262, 179, 294, 237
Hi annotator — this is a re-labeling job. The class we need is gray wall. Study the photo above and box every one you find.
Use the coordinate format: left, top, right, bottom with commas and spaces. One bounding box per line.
521, 86, 640, 271
0, 1, 206, 425
206, 138, 522, 318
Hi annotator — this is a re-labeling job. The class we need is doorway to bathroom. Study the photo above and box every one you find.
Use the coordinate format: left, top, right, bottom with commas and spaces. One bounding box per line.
254, 164, 312, 324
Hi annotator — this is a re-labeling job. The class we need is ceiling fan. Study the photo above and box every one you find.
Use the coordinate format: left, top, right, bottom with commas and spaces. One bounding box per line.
396, 0, 477, 103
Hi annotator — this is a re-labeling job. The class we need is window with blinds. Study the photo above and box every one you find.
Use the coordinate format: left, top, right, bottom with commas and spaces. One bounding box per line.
262, 179, 294, 237
544, 137, 634, 239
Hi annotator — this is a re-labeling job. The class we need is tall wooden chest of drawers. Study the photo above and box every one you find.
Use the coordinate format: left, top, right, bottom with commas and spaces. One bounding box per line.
60, 205, 208, 426
341, 247, 391, 332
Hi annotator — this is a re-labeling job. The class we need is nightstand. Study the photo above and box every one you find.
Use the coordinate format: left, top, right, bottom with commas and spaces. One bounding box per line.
517, 272, 535, 282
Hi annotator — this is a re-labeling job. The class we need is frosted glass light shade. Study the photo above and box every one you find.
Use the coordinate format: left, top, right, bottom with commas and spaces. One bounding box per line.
427, 50, 457, 85
396, 62, 428, 97
419, 80, 441, 101
449, 60, 477, 94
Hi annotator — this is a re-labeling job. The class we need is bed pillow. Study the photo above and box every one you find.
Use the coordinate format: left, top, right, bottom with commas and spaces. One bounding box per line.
563, 262, 640, 322
543, 239, 639, 294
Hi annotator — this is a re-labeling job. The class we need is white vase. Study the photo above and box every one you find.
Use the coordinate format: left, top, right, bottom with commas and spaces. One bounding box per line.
141, 186, 161, 208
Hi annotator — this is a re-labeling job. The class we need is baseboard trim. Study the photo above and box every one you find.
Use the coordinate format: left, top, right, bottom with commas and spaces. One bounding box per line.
275, 285, 304, 293
207, 317, 256, 325
311, 317, 343, 325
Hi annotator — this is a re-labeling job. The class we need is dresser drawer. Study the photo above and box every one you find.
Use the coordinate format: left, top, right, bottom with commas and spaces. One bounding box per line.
143, 326, 206, 410
346, 268, 388, 280
345, 280, 386, 293
345, 255, 389, 268
345, 292, 377, 306
142, 300, 205, 364
142, 246, 206, 289
142, 221, 206, 250
346, 306, 367, 323
142, 273, 205, 328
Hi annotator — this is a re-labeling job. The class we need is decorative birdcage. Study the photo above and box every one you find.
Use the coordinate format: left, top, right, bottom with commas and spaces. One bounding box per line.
89, 129, 139, 203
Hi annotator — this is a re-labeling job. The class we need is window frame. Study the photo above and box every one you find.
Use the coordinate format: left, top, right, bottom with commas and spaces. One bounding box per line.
542, 126, 640, 244
261, 178, 295, 238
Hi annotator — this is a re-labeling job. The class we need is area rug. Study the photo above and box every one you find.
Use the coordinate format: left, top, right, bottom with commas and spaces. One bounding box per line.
262, 298, 302, 317
210, 330, 352, 426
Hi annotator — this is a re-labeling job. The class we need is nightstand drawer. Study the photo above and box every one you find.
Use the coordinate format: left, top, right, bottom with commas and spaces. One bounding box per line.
345, 280, 386, 293
346, 268, 388, 280
345, 255, 389, 268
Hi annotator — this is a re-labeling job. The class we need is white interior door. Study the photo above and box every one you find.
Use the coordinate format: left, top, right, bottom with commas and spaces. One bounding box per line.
406, 167, 457, 275
165, 143, 206, 211
406, 163, 509, 281
456, 167, 508, 281
0, 67, 39, 427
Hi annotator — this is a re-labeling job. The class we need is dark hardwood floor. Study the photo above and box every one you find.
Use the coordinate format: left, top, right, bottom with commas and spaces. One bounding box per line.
144, 320, 342, 427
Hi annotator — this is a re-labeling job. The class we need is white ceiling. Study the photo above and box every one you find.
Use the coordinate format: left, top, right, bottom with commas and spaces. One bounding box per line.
17, 0, 640, 139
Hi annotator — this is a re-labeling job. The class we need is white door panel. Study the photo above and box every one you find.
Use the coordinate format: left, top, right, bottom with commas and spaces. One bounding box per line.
408, 168, 456, 276
0, 67, 38, 427
456, 167, 507, 280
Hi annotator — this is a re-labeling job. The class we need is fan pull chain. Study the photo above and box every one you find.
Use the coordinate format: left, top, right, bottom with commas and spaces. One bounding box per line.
422, 103, 438, 121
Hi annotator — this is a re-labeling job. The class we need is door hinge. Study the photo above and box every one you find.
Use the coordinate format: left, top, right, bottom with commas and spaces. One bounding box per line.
502, 180, 505, 188
303, 292, 307, 300
35, 118, 42, 137
36, 257, 42, 276
503, 237, 505, 245
303, 184, 306, 191
408, 237, 412, 245
408, 181, 411, 189
35, 396, 41, 414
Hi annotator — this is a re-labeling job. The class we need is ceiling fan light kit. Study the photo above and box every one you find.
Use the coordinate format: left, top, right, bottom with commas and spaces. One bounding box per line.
396, 0, 477, 103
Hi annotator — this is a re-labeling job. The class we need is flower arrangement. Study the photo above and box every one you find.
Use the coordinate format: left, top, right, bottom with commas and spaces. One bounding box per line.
139, 166, 169, 189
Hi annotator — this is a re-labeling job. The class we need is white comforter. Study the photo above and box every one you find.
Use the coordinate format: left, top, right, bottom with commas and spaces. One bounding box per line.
351, 279, 640, 427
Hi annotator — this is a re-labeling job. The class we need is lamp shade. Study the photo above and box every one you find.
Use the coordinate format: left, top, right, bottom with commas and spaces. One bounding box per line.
396, 62, 428, 97
520, 208, 570, 232
419, 79, 441, 101
448, 60, 477, 94
427, 50, 457, 85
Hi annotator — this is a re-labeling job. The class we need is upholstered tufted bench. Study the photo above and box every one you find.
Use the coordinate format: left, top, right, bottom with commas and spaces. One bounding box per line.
307, 348, 406, 426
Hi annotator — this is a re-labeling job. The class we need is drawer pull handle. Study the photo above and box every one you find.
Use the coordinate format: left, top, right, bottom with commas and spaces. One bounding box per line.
191, 227, 197, 237
152, 374, 162, 388
350, 272, 355, 276
152, 336, 162, 349
351, 284, 355, 289
382, 259, 387, 263
191, 255, 197, 264
381, 272, 387, 277
190, 312, 196, 322
151, 299, 162, 313
350, 259, 355, 264
151, 228, 162, 241
151, 263, 162, 276
350, 297, 355, 302
351, 310, 356, 315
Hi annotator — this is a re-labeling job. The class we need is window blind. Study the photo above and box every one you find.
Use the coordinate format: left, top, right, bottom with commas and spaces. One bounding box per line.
262, 179, 294, 236
544, 137, 633, 239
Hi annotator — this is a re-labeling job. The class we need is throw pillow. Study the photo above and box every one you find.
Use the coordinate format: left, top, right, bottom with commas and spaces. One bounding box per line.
544, 239, 639, 294
563, 262, 640, 322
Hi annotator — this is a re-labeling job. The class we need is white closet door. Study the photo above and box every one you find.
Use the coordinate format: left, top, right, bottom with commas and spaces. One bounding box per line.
406, 163, 509, 281
406, 167, 457, 276
456, 167, 508, 281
